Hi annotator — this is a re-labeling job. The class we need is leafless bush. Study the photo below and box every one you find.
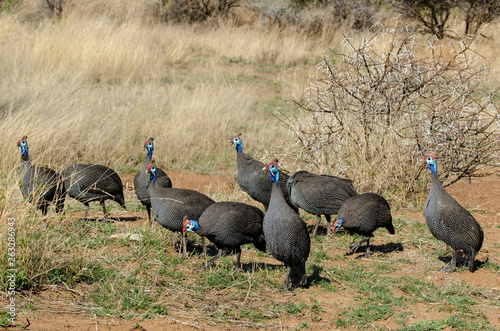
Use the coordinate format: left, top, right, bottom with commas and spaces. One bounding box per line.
159, 0, 241, 23
393, 0, 500, 39
248, 0, 385, 35
278, 23, 500, 203
461, 0, 500, 36
46, 0, 65, 17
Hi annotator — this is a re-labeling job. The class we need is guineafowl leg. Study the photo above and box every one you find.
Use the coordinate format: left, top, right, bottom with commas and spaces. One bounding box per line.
284, 266, 293, 291
146, 206, 152, 228
299, 261, 307, 286
41, 204, 48, 216
441, 248, 458, 273
182, 232, 188, 259
347, 237, 370, 255
82, 203, 90, 220
325, 215, 332, 236
55, 199, 65, 214
100, 200, 108, 220
234, 248, 242, 269
365, 238, 372, 257
202, 237, 208, 268
195, 249, 223, 271
312, 215, 322, 236
468, 248, 477, 272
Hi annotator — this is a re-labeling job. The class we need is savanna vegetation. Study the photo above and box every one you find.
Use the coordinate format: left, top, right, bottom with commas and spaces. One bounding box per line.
0, 0, 499, 329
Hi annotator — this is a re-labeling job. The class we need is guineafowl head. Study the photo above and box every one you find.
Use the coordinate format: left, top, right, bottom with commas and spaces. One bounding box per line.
332, 219, 344, 232
146, 162, 157, 184
16, 136, 28, 157
425, 154, 437, 176
264, 159, 280, 186
143, 137, 154, 158
229, 134, 243, 153
182, 216, 200, 234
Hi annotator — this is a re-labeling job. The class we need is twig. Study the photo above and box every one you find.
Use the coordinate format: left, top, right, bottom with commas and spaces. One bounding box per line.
324, 269, 347, 290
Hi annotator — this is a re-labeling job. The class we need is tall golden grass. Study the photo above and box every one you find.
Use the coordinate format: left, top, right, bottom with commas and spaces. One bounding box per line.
1, 2, 499, 182
0, 11, 324, 180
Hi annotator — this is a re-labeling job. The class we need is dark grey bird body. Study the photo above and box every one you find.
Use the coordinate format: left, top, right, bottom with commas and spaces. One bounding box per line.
17, 137, 64, 215
134, 154, 172, 225
189, 202, 266, 269
423, 170, 484, 272
19, 156, 64, 215
149, 185, 215, 233
236, 151, 298, 212
264, 163, 310, 290
287, 170, 358, 235
336, 193, 394, 256
231, 135, 297, 213
147, 164, 215, 257
60, 164, 126, 220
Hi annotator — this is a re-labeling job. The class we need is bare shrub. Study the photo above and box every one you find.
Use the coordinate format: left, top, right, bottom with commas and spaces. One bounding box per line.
460, 0, 500, 36
278, 23, 500, 203
248, 0, 387, 36
45, 0, 65, 17
159, 0, 241, 23
392, 0, 455, 39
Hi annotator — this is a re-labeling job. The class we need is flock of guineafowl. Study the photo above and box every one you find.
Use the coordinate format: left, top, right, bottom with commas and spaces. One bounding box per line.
16, 134, 484, 291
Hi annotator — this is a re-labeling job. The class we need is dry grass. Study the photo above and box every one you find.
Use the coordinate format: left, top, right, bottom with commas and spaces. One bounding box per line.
0, 3, 499, 329
0, 10, 324, 177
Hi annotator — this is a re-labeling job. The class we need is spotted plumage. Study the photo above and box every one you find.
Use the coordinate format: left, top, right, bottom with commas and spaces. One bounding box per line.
334, 193, 394, 256
230, 135, 298, 213
263, 160, 310, 291
423, 155, 484, 272
133, 138, 172, 226
17, 136, 64, 215
183, 202, 265, 269
146, 163, 214, 257
287, 170, 357, 236
60, 163, 125, 220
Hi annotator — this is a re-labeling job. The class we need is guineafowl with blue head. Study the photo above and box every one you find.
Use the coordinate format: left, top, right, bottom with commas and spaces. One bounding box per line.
333, 192, 394, 257
229, 134, 298, 213
287, 170, 358, 236
17, 136, 64, 215
423, 154, 484, 272
146, 161, 215, 258
183, 201, 266, 270
134, 137, 172, 226
263, 159, 310, 291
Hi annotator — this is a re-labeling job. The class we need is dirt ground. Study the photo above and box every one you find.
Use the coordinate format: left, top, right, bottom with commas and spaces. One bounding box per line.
6, 171, 500, 330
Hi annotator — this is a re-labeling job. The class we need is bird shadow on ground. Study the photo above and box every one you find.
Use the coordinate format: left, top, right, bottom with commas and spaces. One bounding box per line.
437, 255, 488, 271
305, 265, 331, 288
343, 242, 404, 258
182, 241, 283, 271
81, 216, 140, 222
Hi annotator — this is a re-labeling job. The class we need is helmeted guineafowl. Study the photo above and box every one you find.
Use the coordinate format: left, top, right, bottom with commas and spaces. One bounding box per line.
60, 163, 126, 220
17, 136, 64, 215
333, 193, 394, 257
146, 162, 215, 258
287, 170, 358, 236
133, 137, 172, 226
229, 134, 298, 213
423, 155, 484, 272
263, 160, 310, 291
183, 202, 266, 270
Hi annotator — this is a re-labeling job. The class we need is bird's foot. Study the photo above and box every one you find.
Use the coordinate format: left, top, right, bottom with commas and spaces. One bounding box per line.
346, 244, 361, 256
440, 264, 457, 273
